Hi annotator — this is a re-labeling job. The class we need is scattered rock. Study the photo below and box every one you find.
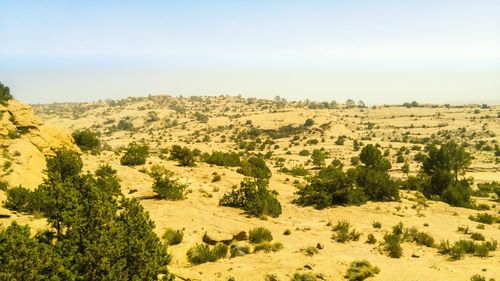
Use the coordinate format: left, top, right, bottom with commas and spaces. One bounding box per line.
231, 230, 248, 241
202, 230, 233, 245
304, 264, 313, 270
412, 249, 422, 258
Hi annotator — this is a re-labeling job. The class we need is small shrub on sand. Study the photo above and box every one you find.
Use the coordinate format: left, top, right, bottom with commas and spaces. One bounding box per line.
150, 165, 187, 200
162, 228, 184, 245
402, 227, 435, 247
469, 275, 486, 281
383, 233, 402, 258
366, 234, 377, 244
212, 242, 228, 259
470, 232, 485, 241
291, 272, 317, 281
437, 239, 498, 260
187, 244, 215, 264
345, 260, 380, 281
230, 243, 250, 258
186, 242, 227, 264
332, 220, 360, 243
249, 227, 273, 244
219, 178, 282, 218
469, 213, 497, 224
254, 241, 283, 253
120, 142, 149, 166
301, 246, 319, 256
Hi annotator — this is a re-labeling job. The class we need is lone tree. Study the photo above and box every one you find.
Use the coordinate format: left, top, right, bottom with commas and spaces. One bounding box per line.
150, 165, 187, 200
421, 141, 472, 207
120, 142, 149, 166
311, 149, 326, 168
237, 156, 271, 179
0, 82, 13, 104
345, 99, 356, 108
304, 118, 315, 127
359, 144, 391, 171
170, 145, 196, 166
219, 178, 282, 218
72, 129, 101, 153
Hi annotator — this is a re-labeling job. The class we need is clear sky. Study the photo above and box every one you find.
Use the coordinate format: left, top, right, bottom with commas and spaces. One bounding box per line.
1, 0, 499, 104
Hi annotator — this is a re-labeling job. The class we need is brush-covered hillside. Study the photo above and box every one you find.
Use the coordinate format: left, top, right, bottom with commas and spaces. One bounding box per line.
1, 91, 499, 281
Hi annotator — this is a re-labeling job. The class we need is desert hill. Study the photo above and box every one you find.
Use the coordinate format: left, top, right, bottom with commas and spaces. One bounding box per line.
0, 99, 79, 188
1, 94, 499, 280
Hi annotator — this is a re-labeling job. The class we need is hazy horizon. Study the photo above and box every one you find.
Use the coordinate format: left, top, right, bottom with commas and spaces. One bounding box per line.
1, 0, 499, 104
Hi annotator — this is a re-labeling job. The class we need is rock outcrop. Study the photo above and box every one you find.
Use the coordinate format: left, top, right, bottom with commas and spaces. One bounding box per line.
0, 100, 79, 189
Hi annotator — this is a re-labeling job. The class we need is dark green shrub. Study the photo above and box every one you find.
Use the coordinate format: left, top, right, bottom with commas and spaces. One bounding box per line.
219, 178, 281, 218
470, 232, 485, 241
0, 180, 8, 191
0, 170, 173, 280
202, 151, 241, 167
383, 233, 402, 258
396, 155, 405, 163
469, 275, 486, 281
441, 180, 473, 208
438, 239, 498, 260
469, 213, 496, 224
402, 175, 428, 191
291, 272, 317, 281
286, 165, 309, 177
212, 174, 221, 182
294, 165, 366, 209
304, 118, 315, 127
366, 234, 377, 244
117, 119, 134, 131
212, 242, 228, 259
301, 246, 319, 256
170, 145, 195, 166
392, 222, 404, 236
299, 149, 310, 156
120, 142, 149, 166
283, 229, 291, 235
402, 227, 435, 247
0, 82, 13, 104
94, 164, 121, 195
249, 227, 273, 244
194, 112, 209, 123
237, 157, 271, 179
473, 182, 499, 197
421, 141, 473, 207
253, 241, 283, 253
311, 149, 326, 168
357, 168, 399, 201
72, 129, 100, 152
345, 260, 380, 281
150, 165, 187, 200
335, 136, 346, 145
186, 244, 217, 264
350, 156, 360, 166
372, 221, 381, 228
4, 186, 33, 212
46, 148, 83, 181
187, 243, 228, 264
162, 228, 184, 245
